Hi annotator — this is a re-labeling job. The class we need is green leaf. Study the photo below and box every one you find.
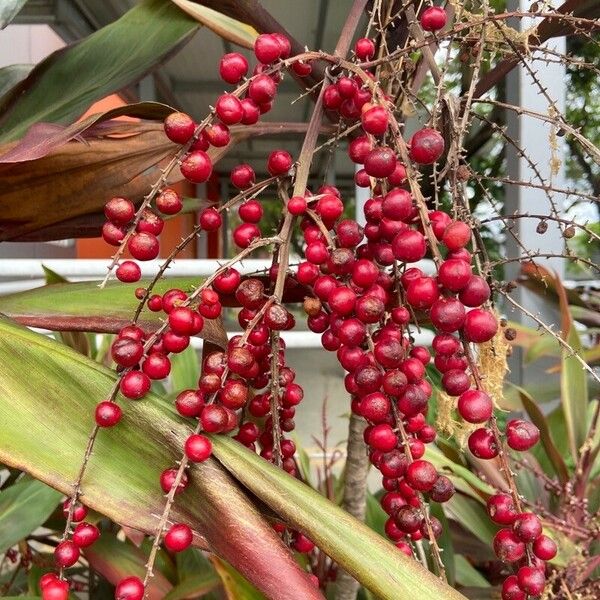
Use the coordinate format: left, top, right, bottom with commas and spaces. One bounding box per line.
170, 344, 201, 391
0, 278, 227, 348
0, 0, 26, 28
210, 436, 466, 600
454, 555, 490, 588
0, 64, 32, 98
444, 494, 498, 547
0, 0, 198, 142
0, 477, 61, 553
84, 534, 173, 599
0, 317, 322, 600
164, 572, 221, 600
171, 0, 258, 48
365, 491, 387, 537
210, 557, 267, 600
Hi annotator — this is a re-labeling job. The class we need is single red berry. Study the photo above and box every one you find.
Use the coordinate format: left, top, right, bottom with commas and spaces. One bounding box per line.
116, 261, 141, 283
501, 575, 526, 600
175, 389, 205, 418
513, 512, 542, 542
213, 268, 241, 294
142, 352, 171, 380
248, 74, 277, 104
105, 197, 135, 224
441, 369, 470, 396
468, 427, 498, 459
111, 337, 143, 368
169, 307, 203, 336
164, 112, 195, 144
95, 401, 122, 427
409, 128, 445, 164
292, 533, 315, 553
164, 523, 193, 552
233, 223, 261, 248
323, 85, 343, 109
288, 195, 307, 215
230, 163, 255, 189
430, 297, 466, 333
364, 146, 397, 178
405, 460, 437, 492
54, 540, 80, 568
517, 566, 546, 596
238, 199, 263, 223
199, 207, 222, 231
493, 528, 526, 562
267, 150, 293, 175
254, 33, 281, 64
205, 122, 230, 147
160, 468, 188, 494
240, 98, 260, 124
73, 522, 100, 548
292, 60, 312, 76
216, 93, 244, 125
361, 106, 389, 136
180, 150, 212, 183
463, 308, 498, 343
506, 419, 540, 451
63, 499, 87, 522
219, 52, 248, 84
442, 220, 471, 251
382, 188, 413, 221
438, 259, 472, 291
128, 232, 159, 261
430, 475, 455, 502
392, 229, 427, 262
185, 434, 213, 462
459, 275, 491, 307
487, 493, 517, 525
119, 371, 151, 400
102, 222, 126, 246
136, 210, 163, 236
368, 424, 397, 452
200, 405, 228, 433
337, 76, 357, 98
355, 37, 376, 60
115, 576, 145, 600
457, 389, 493, 423
41, 578, 69, 600
156, 188, 182, 215
421, 7, 447, 31
533, 534, 557, 560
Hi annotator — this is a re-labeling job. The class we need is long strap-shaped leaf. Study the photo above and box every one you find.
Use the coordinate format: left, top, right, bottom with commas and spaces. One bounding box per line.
0, 316, 320, 600
211, 436, 466, 600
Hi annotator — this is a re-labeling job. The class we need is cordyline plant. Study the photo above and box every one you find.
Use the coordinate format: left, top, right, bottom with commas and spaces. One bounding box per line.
0, 0, 599, 599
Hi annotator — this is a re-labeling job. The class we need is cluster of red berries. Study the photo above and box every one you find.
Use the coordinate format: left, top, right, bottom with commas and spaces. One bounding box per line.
57, 17, 551, 599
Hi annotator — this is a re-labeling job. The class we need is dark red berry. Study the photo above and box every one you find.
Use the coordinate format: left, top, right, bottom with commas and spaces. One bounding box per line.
128, 232, 159, 261
230, 164, 255, 189
409, 128, 444, 164
457, 389, 493, 423
517, 566, 546, 596
463, 309, 498, 343
95, 401, 122, 427
105, 197, 134, 224
459, 275, 491, 307
254, 33, 281, 64
533, 534, 557, 560
493, 528, 526, 562
156, 188, 182, 215
487, 493, 517, 525
73, 522, 100, 548
164, 112, 195, 144
468, 427, 498, 459
364, 146, 397, 178
180, 151, 212, 183
405, 460, 437, 492
506, 419, 540, 451
111, 337, 143, 368
164, 523, 193, 552
513, 512, 542, 542
216, 93, 244, 125
119, 371, 151, 400
160, 468, 188, 494
501, 575, 526, 600
267, 150, 293, 175
355, 37, 375, 60
54, 540, 80, 568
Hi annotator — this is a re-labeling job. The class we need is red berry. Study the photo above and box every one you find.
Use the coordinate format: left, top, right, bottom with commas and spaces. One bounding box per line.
468, 427, 498, 459
102, 222, 126, 246
63, 499, 87, 522
487, 493, 517, 525
292, 533, 315, 553
506, 419, 540, 451
136, 210, 163, 236
348, 135, 372, 164
105, 197, 135, 224
442, 220, 471, 251
368, 424, 397, 452
355, 37, 375, 60
200, 405, 228, 433
142, 352, 171, 380
205, 123, 230, 147
382, 188, 412, 221
254, 33, 281, 64
185, 434, 212, 462
493, 528, 526, 562
337, 76, 357, 98
421, 7, 447, 31
364, 146, 397, 178
517, 566, 546, 596
240, 98, 260, 124
160, 468, 188, 494
248, 74, 277, 104
233, 223, 260, 248
459, 275, 491, 307
463, 308, 498, 343
219, 52, 248, 84
438, 259, 471, 291
164, 112, 195, 144
533, 534, 557, 560
457, 389, 493, 423
95, 401, 122, 427
54, 540, 80, 568
430, 475, 455, 502
175, 389, 205, 418
405, 460, 437, 492
406, 277, 439, 310
288, 195, 307, 215
441, 369, 470, 396
164, 523, 193, 552
111, 337, 143, 368
214, 268, 241, 294
392, 229, 427, 262
128, 232, 159, 261
119, 371, 151, 400
181, 150, 212, 183
216, 93, 244, 125
328, 286, 356, 316
73, 522, 100, 548
292, 61, 312, 77
230, 164, 255, 189
501, 575, 526, 600
156, 188, 182, 215
116, 261, 141, 283
199, 207, 222, 231
115, 576, 145, 600
169, 307, 203, 336
361, 106, 389, 135
409, 128, 445, 164
430, 297, 466, 333
513, 512, 542, 542
267, 150, 293, 175
323, 85, 343, 109
238, 199, 263, 223
41, 578, 69, 600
